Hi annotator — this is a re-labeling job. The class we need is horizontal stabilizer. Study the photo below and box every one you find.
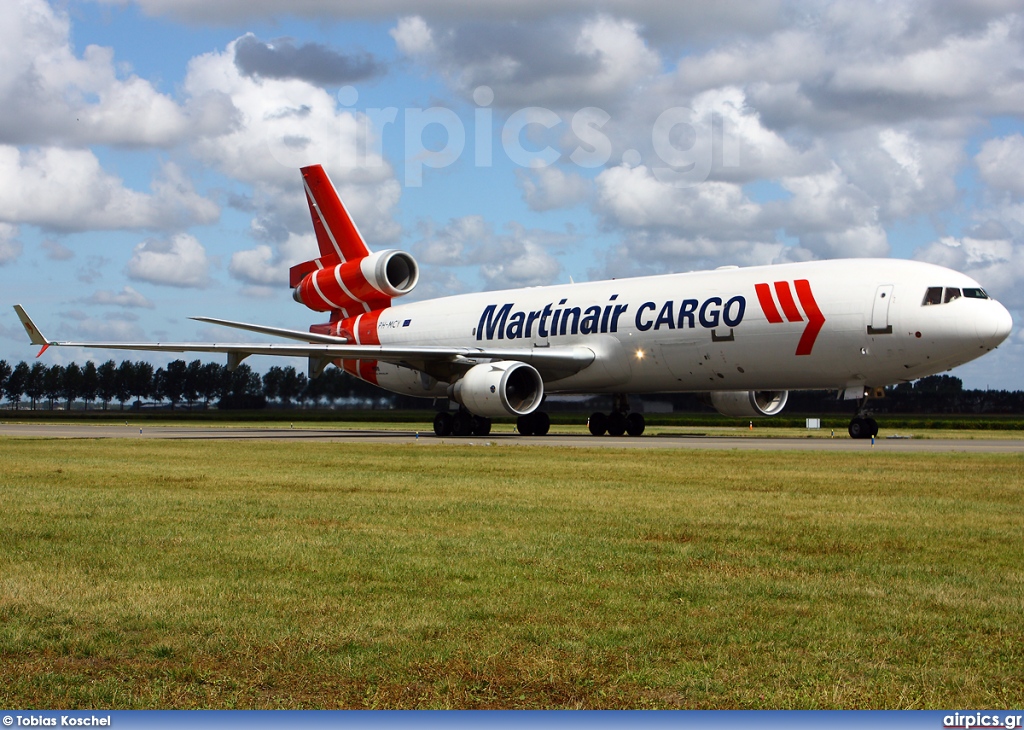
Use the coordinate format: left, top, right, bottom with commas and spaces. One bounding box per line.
189, 316, 349, 344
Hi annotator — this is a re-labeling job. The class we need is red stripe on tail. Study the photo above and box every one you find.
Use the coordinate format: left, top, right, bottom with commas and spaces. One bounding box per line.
301, 165, 370, 262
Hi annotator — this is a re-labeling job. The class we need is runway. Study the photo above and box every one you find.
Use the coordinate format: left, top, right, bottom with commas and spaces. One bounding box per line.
2, 422, 1022, 452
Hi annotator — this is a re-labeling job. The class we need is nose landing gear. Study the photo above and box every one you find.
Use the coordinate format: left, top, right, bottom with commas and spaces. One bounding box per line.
848, 391, 880, 438
848, 415, 878, 439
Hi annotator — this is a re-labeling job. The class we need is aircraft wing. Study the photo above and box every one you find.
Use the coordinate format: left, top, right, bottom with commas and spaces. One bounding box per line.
13, 305, 595, 379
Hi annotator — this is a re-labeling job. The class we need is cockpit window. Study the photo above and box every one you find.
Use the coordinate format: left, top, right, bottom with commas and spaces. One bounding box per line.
963, 287, 989, 299
923, 287, 943, 305
944, 287, 961, 303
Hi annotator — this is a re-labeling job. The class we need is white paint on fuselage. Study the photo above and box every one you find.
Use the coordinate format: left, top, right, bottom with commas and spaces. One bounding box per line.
370, 259, 1012, 398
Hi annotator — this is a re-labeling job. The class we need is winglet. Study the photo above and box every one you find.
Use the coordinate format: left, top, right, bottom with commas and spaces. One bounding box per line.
13, 305, 52, 357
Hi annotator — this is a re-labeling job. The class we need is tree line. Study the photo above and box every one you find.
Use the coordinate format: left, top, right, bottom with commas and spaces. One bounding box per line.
1, 359, 1022, 413
0, 359, 394, 411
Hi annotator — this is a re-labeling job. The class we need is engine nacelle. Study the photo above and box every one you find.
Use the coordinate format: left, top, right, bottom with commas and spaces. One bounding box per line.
292, 249, 419, 313
449, 361, 544, 418
710, 390, 789, 417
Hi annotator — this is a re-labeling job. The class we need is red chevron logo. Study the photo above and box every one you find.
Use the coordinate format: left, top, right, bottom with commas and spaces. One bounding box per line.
754, 279, 826, 356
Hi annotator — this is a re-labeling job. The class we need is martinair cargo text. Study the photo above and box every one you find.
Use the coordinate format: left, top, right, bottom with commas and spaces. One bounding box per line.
14, 165, 1013, 438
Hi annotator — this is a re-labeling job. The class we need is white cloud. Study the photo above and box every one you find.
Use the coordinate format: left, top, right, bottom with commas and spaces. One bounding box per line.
391, 14, 660, 109
829, 19, 1022, 109
517, 165, 591, 211
0, 223, 21, 265
390, 16, 437, 59
596, 164, 762, 237
127, 233, 211, 288
182, 35, 401, 244
0, 148, 218, 232
479, 235, 562, 289
229, 232, 318, 292
0, 0, 191, 147
86, 286, 156, 309
976, 134, 1024, 199
411, 216, 566, 288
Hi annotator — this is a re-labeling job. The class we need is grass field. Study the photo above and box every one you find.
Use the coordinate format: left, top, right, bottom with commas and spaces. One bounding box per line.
1, 437, 1021, 708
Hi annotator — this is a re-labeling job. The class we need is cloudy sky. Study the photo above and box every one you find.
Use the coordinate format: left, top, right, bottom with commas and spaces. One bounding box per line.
1, 0, 1022, 389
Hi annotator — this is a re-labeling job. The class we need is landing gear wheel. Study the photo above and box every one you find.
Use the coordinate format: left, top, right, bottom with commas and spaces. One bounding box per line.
472, 416, 492, 436
516, 411, 549, 436
607, 411, 627, 436
588, 412, 607, 436
848, 417, 877, 439
625, 412, 646, 436
452, 410, 474, 437
433, 411, 452, 437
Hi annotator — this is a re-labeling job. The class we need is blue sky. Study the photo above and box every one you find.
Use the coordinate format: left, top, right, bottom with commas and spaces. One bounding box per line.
1, 0, 1022, 390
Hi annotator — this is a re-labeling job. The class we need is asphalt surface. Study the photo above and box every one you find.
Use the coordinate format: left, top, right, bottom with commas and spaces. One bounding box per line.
2, 422, 1022, 452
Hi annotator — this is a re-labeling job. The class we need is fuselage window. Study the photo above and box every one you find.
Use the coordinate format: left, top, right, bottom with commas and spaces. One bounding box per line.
963, 288, 989, 299
944, 287, 961, 303
923, 287, 943, 305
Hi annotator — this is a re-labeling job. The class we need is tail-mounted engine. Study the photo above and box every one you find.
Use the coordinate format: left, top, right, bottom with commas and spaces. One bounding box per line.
710, 390, 789, 417
449, 361, 545, 418
291, 249, 419, 314
290, 164, 419, 317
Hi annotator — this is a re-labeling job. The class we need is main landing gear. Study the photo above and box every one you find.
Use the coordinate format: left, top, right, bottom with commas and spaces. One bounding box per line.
433, 409, 491, 437
516, 410, 550, 436
432, 408, 550, 436
587, 394, 645, 437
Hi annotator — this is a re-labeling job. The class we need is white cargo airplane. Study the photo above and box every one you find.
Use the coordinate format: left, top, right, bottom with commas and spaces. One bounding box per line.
14, 165, 1013, 438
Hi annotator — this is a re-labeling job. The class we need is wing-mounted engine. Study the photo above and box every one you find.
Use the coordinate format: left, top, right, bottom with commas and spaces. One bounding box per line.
449, 361, 545, 418
291, 248, 419, 314
710, 390, 789, 417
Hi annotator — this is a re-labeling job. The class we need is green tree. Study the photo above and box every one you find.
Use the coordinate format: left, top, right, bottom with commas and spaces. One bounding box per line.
184, 360, 203, 410
156, 360, 188, 410
96, 360, 118, 409
81, 361, 99, 410
198, 362, 223, 406
43, 365, 63, 409
62, 362, 83, 409
278, 366, 307, 407
115, 360, 134, 409
0, 360, 11, 403
25, 362, 46, 410
131, 361, 154, 404
262, 366, 285, 403
4, 361, 28, 409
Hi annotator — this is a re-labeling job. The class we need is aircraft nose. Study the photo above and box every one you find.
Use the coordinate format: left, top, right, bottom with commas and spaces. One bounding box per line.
978, 301, 1013, 349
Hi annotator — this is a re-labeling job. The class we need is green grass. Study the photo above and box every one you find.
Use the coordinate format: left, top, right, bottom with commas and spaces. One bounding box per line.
1, 438, 1022, 708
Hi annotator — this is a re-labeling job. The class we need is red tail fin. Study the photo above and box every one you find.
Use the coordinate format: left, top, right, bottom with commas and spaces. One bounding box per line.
300, 164, 370, 262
